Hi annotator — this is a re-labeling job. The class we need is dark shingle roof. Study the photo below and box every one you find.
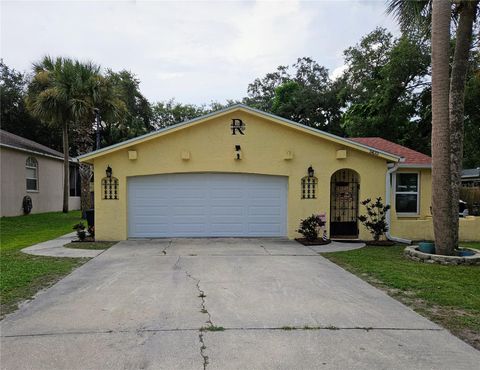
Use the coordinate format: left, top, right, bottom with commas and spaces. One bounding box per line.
0, 130, 64, 159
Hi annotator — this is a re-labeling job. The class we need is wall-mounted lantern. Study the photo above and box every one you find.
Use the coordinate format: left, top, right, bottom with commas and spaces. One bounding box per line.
302, 166, 317, 199
235, 145, 242, 160
307, 166, 314, 178
102, 165, 118, 200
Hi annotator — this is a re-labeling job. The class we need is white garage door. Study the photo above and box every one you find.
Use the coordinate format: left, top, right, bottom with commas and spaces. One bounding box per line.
127, 173, 287, 238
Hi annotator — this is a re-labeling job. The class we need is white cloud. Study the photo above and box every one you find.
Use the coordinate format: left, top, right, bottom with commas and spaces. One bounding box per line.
1, 0, 399, 104
330, 64, 347, 80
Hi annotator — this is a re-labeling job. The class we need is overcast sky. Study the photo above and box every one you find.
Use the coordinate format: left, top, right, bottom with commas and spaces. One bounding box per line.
1, 0, 399, 105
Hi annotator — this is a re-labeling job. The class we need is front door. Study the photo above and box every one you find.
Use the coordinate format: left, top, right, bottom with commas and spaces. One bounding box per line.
330, 169, 360, 238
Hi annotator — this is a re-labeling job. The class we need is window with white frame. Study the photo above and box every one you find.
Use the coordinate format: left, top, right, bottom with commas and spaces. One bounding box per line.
395, 173, 419, 214
26, 157, 38, 191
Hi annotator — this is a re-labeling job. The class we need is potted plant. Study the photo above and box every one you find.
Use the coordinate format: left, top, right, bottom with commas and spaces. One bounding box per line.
357, 197, 395, 246
295, 214, 331, 246
73, 222, 87, 242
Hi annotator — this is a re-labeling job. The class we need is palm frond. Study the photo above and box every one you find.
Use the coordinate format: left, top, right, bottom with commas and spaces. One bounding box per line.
386, 0, 432, 37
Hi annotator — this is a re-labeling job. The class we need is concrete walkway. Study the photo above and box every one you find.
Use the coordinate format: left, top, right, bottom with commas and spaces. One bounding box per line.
21, 236, 364, 258
21, 232, 103, 258
3, 238, 478, 369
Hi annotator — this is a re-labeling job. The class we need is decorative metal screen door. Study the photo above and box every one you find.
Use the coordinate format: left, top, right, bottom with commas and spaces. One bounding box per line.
330, 169, 360, 237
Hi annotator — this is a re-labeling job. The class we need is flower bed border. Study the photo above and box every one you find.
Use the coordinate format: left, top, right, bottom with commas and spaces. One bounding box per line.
404, 246, 480, 265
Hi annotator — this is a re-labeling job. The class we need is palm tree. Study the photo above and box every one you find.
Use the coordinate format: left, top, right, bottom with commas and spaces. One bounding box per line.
387, 0, 479, 255
74, 73, 126, 214
26, 57, 101, 213
448, 1, 478, 248
431, 0, 454, 254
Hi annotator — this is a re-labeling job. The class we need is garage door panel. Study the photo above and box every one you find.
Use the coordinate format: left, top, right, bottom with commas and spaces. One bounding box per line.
210, 223, 245, 233
210, 206, 244, 216
172, 206, 206, 216
128, 173, 287, 237
248, 223, 282, 233
132, 206, 170, 215
172, 224, 206, 234
248, 206, 281, 216
134, 224, 169, 234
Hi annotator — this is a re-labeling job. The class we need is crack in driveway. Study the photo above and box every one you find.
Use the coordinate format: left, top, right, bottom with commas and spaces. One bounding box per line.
1, 326, 444, 339
175, 256, 214, 369
161, 240, 173, 255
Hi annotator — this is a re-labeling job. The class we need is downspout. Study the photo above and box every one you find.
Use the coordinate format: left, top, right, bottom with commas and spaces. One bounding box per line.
385, 162, 412, 244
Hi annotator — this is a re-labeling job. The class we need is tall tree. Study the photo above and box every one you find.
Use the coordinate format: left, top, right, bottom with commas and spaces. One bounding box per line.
74, 73, 126, 214
431, 0, 454, 254
0, 61, 63, 150
387, 0, 480, 254
151, 99, 208, 129
102, 70, 152, 146
463, 59, 480, 167
449, 0, 478, 248
340, 28, 431, 149
244, 57, 343, 134
26, 57, 101, 213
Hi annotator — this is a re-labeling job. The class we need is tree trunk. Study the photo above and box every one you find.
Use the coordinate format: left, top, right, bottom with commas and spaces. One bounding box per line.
79, 163, 92, 214
73, 120, 95, 216
62, 123, 70, 213
431, 0, 454, 255
449, 0, 478, 248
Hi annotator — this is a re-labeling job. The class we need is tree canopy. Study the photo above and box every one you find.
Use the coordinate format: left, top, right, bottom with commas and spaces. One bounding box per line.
1, 20, 479, 167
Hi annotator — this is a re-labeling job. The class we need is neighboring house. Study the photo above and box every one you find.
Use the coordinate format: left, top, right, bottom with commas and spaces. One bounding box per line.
79, 104, 479, 242
0, 130, 81, 217
461, 168, 480, 187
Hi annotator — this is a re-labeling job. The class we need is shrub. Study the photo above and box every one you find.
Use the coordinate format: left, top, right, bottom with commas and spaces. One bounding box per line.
297, 214, 326, 241
357, 197, 390, 241
73, 222, 87, 241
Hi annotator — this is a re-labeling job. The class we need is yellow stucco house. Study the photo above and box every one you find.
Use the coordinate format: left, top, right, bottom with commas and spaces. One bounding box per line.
79, 104, 479, 242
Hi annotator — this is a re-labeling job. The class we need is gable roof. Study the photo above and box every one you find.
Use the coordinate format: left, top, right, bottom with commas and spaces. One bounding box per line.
349, 137, 431, 167
78, 104, 400, 163
0, 129, 64, 160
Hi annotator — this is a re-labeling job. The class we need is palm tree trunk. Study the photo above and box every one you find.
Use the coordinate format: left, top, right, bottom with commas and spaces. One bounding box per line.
431, 0, 454, 255
449, 0, 478, 248
79, 163, 92, 214
62, 123, 70, 213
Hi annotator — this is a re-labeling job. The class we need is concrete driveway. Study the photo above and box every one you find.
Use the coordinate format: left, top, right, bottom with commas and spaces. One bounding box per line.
1, 239, 479, 369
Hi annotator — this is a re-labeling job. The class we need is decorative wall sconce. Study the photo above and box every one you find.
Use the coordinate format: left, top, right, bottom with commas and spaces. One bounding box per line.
302, 166, 317, 199
102, 165, 118, 200
307, 166, 314, 177
235, 145, 242, 160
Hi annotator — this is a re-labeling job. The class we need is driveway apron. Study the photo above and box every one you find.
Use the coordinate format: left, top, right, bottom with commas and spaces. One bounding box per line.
1, 239, 479, 369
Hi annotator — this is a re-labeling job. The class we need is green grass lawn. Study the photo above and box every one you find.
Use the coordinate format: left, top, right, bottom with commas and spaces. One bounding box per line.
64, 241, 116, 250
322, 243, 480, 350
0, 211, 86, 318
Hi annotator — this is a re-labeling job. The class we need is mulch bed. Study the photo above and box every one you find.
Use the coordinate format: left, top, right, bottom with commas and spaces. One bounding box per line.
295, 238, 332, 246
365, 240, 396, 246
71, 236, 95, 243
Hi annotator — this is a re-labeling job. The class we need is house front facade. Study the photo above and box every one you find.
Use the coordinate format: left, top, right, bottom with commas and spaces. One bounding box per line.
0, 130, 81, 217
79, 105, 479, 242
